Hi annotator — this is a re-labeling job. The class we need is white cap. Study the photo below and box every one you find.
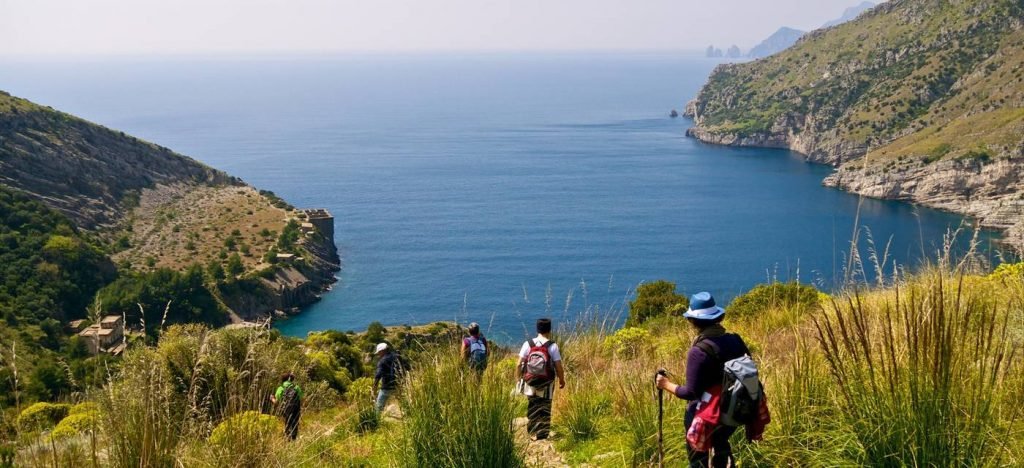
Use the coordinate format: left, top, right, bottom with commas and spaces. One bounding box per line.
374, 342, 389, 354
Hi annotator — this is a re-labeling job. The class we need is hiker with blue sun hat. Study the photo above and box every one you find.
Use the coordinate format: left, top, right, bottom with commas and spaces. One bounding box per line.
656, 291, 767, 468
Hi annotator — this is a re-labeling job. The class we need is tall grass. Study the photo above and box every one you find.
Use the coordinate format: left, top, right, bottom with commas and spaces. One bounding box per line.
96, 324, 319, 467
814, 271, 1022, 465
399, 353, 523, 467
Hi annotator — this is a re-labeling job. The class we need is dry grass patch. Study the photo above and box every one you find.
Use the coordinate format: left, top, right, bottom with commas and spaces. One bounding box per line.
113, 184, 291, 273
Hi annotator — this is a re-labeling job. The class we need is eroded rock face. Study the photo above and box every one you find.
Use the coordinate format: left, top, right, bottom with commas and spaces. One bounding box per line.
824, 158, 1024, 253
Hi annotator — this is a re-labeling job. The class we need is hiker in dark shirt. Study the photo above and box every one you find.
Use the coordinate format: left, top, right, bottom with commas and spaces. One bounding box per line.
373, 342, 401, 412
656, 292, 750, 468
271, 372, 303, 440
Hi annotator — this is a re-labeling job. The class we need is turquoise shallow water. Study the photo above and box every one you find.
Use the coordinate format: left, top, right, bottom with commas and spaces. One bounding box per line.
0, 53, 1003, 342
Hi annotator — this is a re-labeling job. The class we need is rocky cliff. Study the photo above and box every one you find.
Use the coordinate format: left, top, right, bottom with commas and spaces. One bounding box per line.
686, 0, 1024, 253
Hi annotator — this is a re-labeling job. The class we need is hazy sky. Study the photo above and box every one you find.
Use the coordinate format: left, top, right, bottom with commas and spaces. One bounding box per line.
1, 0, 880, 56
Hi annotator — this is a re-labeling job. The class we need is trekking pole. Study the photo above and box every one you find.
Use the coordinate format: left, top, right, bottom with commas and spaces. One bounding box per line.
655, 366, 663, 464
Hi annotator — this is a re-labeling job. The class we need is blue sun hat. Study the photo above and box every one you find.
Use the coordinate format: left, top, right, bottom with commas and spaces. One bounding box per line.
682, 292, 725, 320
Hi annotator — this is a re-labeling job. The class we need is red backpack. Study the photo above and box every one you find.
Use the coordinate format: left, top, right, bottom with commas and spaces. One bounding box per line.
522, 339, 555, 386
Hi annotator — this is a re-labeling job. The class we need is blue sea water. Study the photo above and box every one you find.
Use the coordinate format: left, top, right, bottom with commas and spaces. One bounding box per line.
0, 53, 1003, 342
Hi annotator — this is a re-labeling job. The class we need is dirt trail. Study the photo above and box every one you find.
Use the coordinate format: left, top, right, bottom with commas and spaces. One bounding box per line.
514, 417, 568, 468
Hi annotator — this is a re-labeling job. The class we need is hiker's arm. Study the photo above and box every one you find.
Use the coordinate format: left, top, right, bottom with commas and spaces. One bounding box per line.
460, 340, 469, 360
517, 357, 526, 378
555, 360, 565, 389
657, 348, 704, 400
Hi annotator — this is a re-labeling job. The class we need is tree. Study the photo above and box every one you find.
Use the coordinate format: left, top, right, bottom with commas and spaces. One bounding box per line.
365, 322, 387, 346
208, 260, 225, 281
26, 359, 71, 401
226, 253, 244, 278
626, 280, 688, 326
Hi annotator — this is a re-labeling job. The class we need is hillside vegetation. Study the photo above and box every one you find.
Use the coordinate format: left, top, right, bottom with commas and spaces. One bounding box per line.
6, 261, 1022, 466
0, 91, 237, 229
686, 0, 1024, 252
0, 93, 342, 427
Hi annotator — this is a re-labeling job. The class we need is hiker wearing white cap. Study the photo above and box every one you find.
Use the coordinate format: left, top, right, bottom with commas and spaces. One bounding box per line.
372, 342, 401, 412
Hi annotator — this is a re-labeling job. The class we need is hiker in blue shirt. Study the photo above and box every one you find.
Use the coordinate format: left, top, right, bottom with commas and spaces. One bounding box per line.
271, 372, 303, 440
461, 322, 489, 373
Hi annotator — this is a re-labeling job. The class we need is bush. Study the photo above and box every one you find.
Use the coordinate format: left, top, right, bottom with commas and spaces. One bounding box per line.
17, 402, 70, 431
50, 409, 99, 440
602, 327, 652, 358
206, 411, 283, 467
727, 281, 820, 320
627, 280, 687, 326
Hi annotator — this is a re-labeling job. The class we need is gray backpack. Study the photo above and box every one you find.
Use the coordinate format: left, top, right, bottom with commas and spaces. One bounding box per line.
467, 336, 488, 370
695, 339, 764, 427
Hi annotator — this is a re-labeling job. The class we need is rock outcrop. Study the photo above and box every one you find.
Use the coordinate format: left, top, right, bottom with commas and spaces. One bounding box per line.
222, 222, 341, 322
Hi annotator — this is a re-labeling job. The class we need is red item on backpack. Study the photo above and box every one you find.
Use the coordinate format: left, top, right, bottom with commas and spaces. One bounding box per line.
687, 385, 772, 452
686, 385, 723, 452
745, 395, 771, 442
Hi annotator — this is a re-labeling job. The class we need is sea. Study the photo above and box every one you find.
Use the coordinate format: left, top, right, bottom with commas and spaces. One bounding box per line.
0, 53, 1005, 342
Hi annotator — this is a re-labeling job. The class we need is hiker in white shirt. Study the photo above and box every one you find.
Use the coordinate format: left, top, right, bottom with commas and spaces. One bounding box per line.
517, 318, 565, 440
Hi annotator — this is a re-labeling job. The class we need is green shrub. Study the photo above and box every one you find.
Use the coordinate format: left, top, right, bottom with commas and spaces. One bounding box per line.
50, 409, 99, 440
727, 281, 820, 320
17, 402, 71, 431
602, 327, 652, 358
988, 261, 1023, 281
627, 280, 688, 326
206, 411, 283, 467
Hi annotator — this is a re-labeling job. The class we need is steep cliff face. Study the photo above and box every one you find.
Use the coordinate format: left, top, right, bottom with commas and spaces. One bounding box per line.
221, 225, 341, 322
686, 0, 1024, 252
0, 91, 239, 229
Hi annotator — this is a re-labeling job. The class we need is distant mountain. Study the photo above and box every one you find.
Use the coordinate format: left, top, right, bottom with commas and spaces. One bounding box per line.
822, 1, 876, 28
746, 2, 877, 59
748, 27, 806, 58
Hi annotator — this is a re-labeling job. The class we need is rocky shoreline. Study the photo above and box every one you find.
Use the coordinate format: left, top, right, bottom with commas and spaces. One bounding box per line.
685, 115, 1024, 254
223, 209, 342, 323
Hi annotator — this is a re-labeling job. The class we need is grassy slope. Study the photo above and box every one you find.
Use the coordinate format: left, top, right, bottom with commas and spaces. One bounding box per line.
12, 265, 1023, 466
692, 0, 1024, 164
111, 185, 290, 274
